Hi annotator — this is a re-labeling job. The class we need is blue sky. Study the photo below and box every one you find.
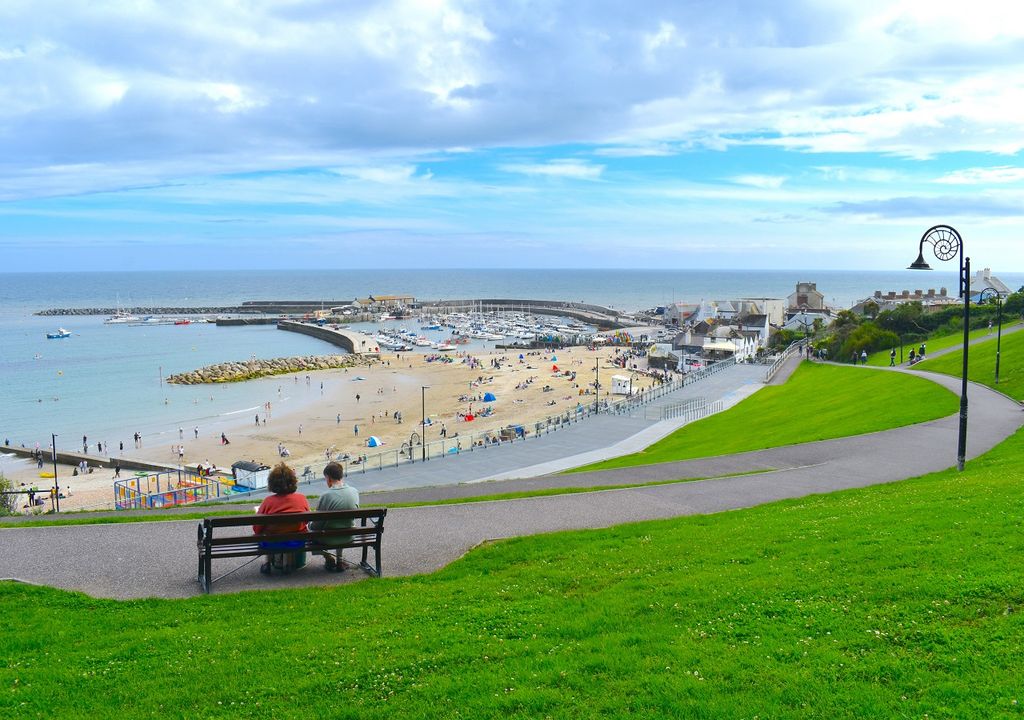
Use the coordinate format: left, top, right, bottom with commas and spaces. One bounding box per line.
2, 0, 1024, 271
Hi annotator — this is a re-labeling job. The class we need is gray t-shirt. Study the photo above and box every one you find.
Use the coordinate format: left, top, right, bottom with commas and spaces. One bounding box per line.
309, 484, 360, 532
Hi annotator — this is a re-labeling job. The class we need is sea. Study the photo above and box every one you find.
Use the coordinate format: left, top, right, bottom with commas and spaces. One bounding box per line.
2, 268, 1020, 457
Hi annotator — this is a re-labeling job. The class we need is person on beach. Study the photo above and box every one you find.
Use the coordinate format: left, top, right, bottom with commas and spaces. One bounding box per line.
354, 424, 359, 436
253, 463, 310, 574
309, 462, 360, 572
114, 460, 120, 478
221, 432, 230, 445
194, 427, 199, 439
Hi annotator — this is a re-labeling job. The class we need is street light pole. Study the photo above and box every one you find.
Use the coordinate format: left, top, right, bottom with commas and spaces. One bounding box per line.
421, 385, 429, 462
909, 224, 970, 471
979, 288, 1005, 384
594, 358, 599, 413
51, 433, 60, 513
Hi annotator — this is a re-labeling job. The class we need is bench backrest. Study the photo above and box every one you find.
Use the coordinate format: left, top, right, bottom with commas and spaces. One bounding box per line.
203, 508, 386, 530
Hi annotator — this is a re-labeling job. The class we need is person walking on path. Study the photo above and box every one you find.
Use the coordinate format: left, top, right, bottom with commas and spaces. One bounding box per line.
860, 350, 868, 364
890, 348, 896, 367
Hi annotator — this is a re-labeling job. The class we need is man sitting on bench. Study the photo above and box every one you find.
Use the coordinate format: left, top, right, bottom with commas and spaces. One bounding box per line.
253, 463, 310, 574
308, 462, 360, 572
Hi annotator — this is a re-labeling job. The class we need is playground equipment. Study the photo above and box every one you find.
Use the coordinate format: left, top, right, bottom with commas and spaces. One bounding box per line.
114, 469, 235, 510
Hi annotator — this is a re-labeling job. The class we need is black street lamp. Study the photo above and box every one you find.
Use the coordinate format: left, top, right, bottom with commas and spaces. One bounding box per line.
909, 224, 970, 471
51, 433, 60, 513
594, 358, 600, 413
421, 385, 429, 462
978, 288, 1005, 385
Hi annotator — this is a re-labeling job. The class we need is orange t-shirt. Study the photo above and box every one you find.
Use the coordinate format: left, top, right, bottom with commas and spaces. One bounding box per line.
252, 492, 310, 534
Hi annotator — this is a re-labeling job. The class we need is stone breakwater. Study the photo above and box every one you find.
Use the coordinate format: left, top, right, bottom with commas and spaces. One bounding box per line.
166, 355, 361, 384
37, 306, 254, 316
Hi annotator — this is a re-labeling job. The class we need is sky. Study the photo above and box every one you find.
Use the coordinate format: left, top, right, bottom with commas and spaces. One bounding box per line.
2, 0, 1024, 272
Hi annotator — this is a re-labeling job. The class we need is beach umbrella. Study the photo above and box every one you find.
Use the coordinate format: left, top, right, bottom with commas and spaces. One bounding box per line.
366, 436, 383, 447
483, 392, 496, 402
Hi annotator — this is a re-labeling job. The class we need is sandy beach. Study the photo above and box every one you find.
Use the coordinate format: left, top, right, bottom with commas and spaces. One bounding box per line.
3, 346, 661, 512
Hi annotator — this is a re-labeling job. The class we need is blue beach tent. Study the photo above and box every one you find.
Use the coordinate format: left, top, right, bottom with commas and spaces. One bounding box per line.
483, 392, 497, 402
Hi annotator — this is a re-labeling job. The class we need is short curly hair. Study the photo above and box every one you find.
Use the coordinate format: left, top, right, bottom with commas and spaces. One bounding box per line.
266, 462, 298, 495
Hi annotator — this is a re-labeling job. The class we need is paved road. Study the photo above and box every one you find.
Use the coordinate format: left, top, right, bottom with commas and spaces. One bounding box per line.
3, 360, 1018, 599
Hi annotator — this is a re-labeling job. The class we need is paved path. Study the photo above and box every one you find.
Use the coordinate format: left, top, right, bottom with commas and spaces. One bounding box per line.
2, 361, 1020, 599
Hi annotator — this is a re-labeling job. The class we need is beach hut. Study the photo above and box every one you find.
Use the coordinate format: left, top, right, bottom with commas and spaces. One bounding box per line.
483, 392, 497, 402
231, 461, 270, 490
611, 375, 633, 395
366, 436, 384, 447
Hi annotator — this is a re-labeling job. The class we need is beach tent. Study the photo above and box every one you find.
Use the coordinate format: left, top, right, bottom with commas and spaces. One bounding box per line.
366, 436, 384, 447
483, 392, 497, 402
518, 354, 525, 360
551, 355, 557, 361
551, 364, 559, 372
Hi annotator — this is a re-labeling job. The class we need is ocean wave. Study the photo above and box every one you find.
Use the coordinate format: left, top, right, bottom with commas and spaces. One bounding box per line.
219, 405, 262, 417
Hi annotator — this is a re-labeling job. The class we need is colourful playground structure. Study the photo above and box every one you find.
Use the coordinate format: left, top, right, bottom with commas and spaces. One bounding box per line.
114, 470, 238, 510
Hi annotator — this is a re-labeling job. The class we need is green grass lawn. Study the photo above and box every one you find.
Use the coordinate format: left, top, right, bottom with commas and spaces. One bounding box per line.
916, 324, 1024, 401
4, 427, 1024, 718
575, 361, 958, 472
864, 321, 1021, 366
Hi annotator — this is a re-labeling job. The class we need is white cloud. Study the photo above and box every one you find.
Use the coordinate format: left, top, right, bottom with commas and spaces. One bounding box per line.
499, 160, 605, 180
330, 165, 420, 184
935, 167, 1024, 185
731, 175, 787, 189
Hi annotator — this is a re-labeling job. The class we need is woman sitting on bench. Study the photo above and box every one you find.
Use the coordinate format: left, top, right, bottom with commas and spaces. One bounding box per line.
253, 463, 310, 574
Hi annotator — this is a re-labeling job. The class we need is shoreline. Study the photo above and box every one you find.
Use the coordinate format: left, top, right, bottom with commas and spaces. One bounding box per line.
2, 346, 660, 512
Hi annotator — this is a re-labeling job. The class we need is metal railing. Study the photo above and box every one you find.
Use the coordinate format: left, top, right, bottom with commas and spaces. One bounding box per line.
763, 340, 806, 384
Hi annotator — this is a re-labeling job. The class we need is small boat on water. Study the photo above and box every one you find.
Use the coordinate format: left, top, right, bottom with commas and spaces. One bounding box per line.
104, 309, 140, 324
174, 319, 192, 325
46, 328, 71, 339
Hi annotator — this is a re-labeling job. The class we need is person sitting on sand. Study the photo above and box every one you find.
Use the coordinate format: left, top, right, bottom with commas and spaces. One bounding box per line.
253, 463, 310, 574
309, 462, 360, 572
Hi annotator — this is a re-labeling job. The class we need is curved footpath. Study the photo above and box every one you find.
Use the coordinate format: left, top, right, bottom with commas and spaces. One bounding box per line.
1, 361, 1021, 599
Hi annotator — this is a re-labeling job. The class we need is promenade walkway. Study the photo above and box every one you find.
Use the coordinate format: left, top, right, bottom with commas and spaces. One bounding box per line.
2, 359, 1020, 600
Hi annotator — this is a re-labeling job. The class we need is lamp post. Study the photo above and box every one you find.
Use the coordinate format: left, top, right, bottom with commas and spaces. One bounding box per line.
421, 385, 429, 462
594, 358, 600, 413
51, 433, 60, 513
908, 224, 970, 471
978, 288, 1005, 384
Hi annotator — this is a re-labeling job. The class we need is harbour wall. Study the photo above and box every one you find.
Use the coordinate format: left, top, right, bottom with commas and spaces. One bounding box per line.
277, 320, 381, 355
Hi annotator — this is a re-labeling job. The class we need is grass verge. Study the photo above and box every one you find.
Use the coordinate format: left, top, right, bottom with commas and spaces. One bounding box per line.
863, 323, 1020, 366
3, 428, 1024, 718
916, 325, 1024, 401
574, 361, 958, 472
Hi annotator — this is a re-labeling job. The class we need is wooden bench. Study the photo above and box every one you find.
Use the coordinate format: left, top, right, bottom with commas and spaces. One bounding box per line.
196, 508, 386, 593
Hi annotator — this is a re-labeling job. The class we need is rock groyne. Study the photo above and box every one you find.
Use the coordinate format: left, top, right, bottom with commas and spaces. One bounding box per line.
36, 306, 256, 317
166, 355, 360, 385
